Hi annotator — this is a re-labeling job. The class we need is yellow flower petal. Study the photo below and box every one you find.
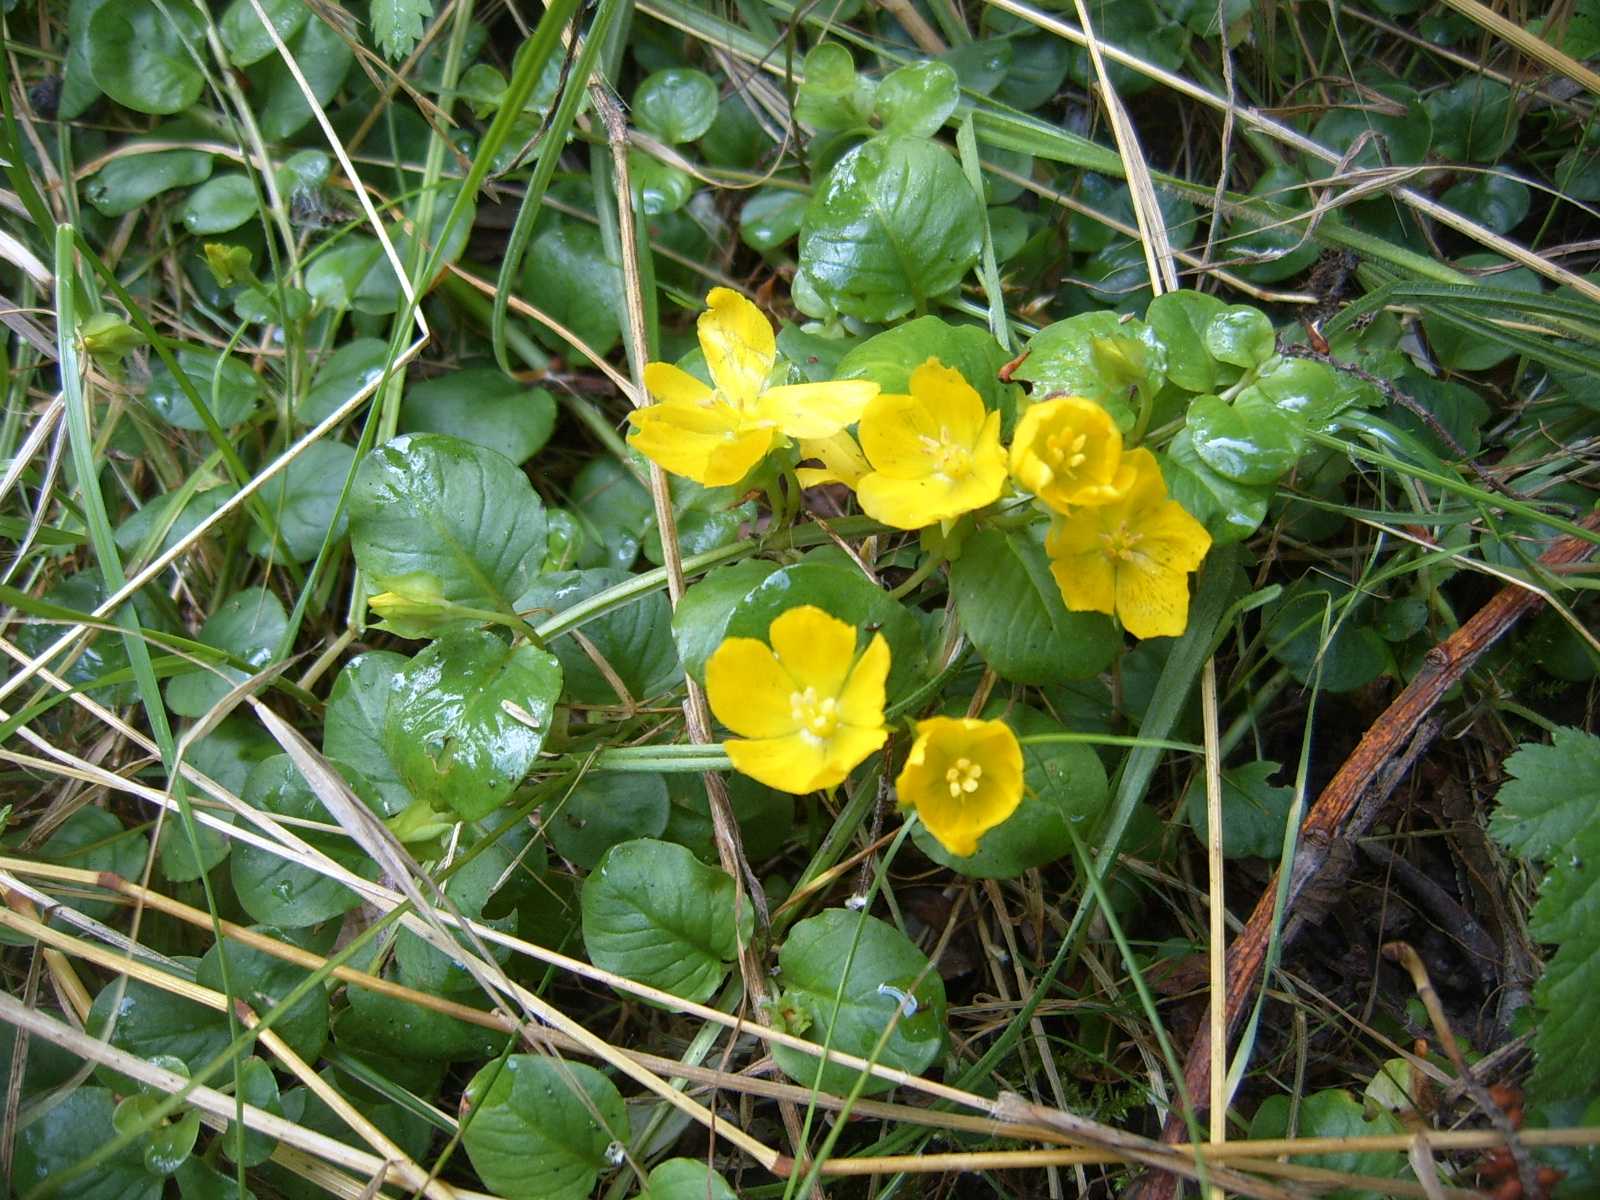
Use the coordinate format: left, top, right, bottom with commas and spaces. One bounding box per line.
726, 732, 834, 794
896, 716, 1023, 857
627, 401, 776, 486
856, 392, 927, 479
907, 359, 987, 444
796, 431, 870, 490
836, 632, 889, 727
818, 723, 891, 788
699, 287, 775, 408
1009, 395, 1129, 511
1113, 551, 1194, 639
768, 605, 858, 700
759, 380, 879, 439
643, 360, 714, 408
704, 637, 802, 739
1046, 533, 1117, 618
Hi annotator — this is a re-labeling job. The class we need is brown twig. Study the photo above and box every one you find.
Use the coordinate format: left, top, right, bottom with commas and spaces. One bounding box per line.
1136, 512, 1600, 1200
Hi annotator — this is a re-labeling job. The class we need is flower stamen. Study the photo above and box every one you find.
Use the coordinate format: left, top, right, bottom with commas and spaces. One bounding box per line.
944, 756, 984, 797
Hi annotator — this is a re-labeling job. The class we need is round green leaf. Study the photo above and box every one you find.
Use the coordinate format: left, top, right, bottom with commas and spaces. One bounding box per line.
725, 559, 930, 697
338, 981, 505, 1064
1012, 311, 1167, 430
35, 805, 149, 924
401, 369, 556, 467
1145, 289, 1235, 394
772, 908, 947, 1096
740, 187, 809, 253
247, 439, 356, 563
639, 1159, 739, 1200
181, 173, 259, 235
1309, 83, 1431, 175
875, 60, 959, 138
219, 1056, 283, 1166
300, 337, 389, 426
144, 347, 263, 431
950, 528, 1118, 685
911, 705, 1109, 877
385, 631, 563, 822
672, 560, 780, 684
323, 650, 414, 816
197, 931, 328, 1063
1427, 76, 1516, 162
220, 0, 307, 67
1184, 393, 1303, 485
85, 147, 213, 218
1203, 305, 1277, 369
86, 972, 228, 1095
1159, 428, 1271, 546
523, 221, 623, 362
350, 432, 548, 615
517, 568, 682, 705
1248, 1090, 1405, 1182
14, 1088, 162, 1200
86, 0, 204, 114
1264, 576, 1390, 693
461, 1056, 627, 1200
1246, 356, 1358, 428
254, 14, 354, 141
794, 43, 877, 133
546, 770, 670, 869
115, 484, 237, 562
165, 586, 288, 718
231, 755, 383, 926
800, 134, 982, 322
1226, 165, 1321, 284
633, 68, 719, 143
1184, 759, 1296, 859
395, 836, 519, 992
581, 838, 753, 1001
114, 1092, 200, 1176
1440, 170, 1530, 235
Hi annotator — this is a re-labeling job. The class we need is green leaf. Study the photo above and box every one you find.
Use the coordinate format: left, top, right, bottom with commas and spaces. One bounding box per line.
740, 188, 809, 253
351, 433, 548, 616
663, 772, 794, 863
568, 457, 652, 571
581, 838, 753, 1001
1440, 170, 1530, 235
1203, 305, 1277, 369
1263, 576, 1389, 693
144, 347, 263, 432
323, 650, 414, 817
114, 1092, 200, 1176
1422, 256, 1542, 371
950, 529, 1118, 685
254, 14, 353, 141
461, 1056, 627, 1200
86, 147, 213, 218
13, 1088, 163, 1200
86, 972, 228, 1095
725, 559, 929, 697
799, 135, 983, 322
220, 1057, 282, 1166
301, 337, 388, 426
633, 68, 719, 143
1184, 759, 1296, 859
772, 908, 947, 1096
85, 0, 204, 114
1248, 1089, 1404, 1186
165, 587, 288, 718
197, 930, 329, 1063
522, 221, 623, 362
546, 771, 670, 870
1013, 312, 1167, 430
630, 151, 695, 215
372, 0, 433, 60
247, 440, 356, 563
911, 704, 1109, 877
794, 43, 877, 133
401, 369, 556, 466
672, 560, 779, 684
875, 60, 960, 138
395, 835, 520, 991
1160, 428, 1271, 546
1248, 356, 1362, 428
1145, 290, 1235, 394
116, 484, 237, 561
1489, 727, 1600, 861
516, 569, 682, 705
1225, 165, 1321, 284
1309, 82, 1431, 175
176, 1156, 257, 1200
181, 174, 260, 235
1427, 76, 1517, 162
385, 631, 562, 822
1184, 392, 1302, 485
639, 1158, 739, 1200
35, 806, 148, 924
219, 0, 307, 67
306, 237, 384, 311
230, 756, 382, 927
337, 979, 504, 1063
835, 316, 1020, 428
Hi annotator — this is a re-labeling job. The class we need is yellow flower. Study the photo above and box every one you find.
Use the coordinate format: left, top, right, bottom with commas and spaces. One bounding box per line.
1009, 395, 1133, 511
896, 717, 1023, 856
796, 430, 870, 490
627, 289, 878, 486
1044, 447, 1212, 639
705, 605, 889, 794
854, 359, 1007, 529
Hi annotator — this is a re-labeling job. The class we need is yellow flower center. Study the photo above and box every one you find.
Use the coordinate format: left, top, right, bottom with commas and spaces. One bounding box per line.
944, 756, 984, 798
790, 686, 840, 741
920, 427, 973, 481
1101, 524, 1144, 561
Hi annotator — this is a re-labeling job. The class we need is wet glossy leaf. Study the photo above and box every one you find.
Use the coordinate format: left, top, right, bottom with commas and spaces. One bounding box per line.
875, 60, 959, 138
633, 68, 718, 143
385, 631, 562, 822
1160, 428, 1271, 546
1204, 306, 1277, 369
372, 0, 433, 61
794, 43, 876, 133
1013, 311, 1167, 430
1440, 170, 1530, 235
630, 151, 695, 215
165, 587, 288, 718
1145, 290, 1235, 394
220, 0, 306, 67
197, 931, 329, 1063
1245, 356, 1357, 428
740, 187, 809, 253
1185, 392, 1303, 485
323, 650, 414, 816
86, 971, 228, 1094
306, 237, 384, 311
247, 439, 357, 563
800, 135, 982, 321
219, 1056, 281, 1166
13, 1088, 162, 1200
672, 559, 779, 683
951, 528, 1118, 685
581, 838, 752, 1001
86, 0, 204, 114
401, 368, 556, 466
85, 147, 213, 217
350, 433, 548, 616
395, 835, 519, 992
144, 347, 263, 431
114, 1092, 200, 1175
1184, 759, 1296, 859
231, 755, 383, 926
517, 569, 682, 705
772, 908, 947, 1096
60, 0, 110, 121
300, 338, 389, 426
181, 174, 259, 235
461, 1057, 626, 1200
546, 771, 669, 869
938, 38, 1011, 96
836, 316, 1020, 426
1226, 165, 1320, 284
